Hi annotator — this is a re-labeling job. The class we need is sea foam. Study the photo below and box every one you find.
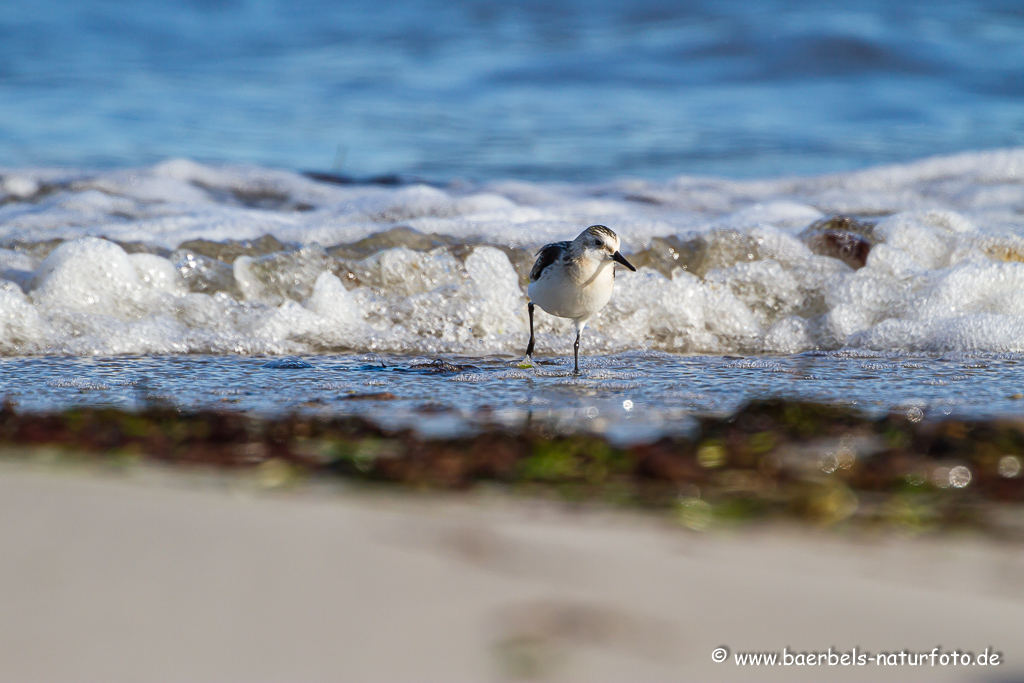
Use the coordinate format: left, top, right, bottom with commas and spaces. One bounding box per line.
3, 150, 1024, 356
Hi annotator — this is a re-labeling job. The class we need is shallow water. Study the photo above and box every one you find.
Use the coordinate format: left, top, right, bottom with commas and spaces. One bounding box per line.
4, 350, 1024, 440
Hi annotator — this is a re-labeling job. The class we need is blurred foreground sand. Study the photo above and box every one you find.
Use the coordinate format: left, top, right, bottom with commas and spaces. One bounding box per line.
0, 463, 1021, 682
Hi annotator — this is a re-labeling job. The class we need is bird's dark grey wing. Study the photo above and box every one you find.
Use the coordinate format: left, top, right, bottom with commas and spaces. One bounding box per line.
530, 241, 571, 282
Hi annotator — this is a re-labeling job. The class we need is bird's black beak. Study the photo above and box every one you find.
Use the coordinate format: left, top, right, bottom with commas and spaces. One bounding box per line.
612, 251, 636, 271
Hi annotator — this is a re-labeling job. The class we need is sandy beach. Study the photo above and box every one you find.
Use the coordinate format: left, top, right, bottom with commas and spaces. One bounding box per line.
0, 462, 1020, 682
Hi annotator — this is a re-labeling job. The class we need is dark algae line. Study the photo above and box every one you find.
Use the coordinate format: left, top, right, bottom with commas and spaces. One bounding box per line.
2, 399, 1024, 536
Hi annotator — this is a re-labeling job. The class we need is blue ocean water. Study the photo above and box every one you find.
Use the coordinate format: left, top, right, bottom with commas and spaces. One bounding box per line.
3, 0, 1024, 181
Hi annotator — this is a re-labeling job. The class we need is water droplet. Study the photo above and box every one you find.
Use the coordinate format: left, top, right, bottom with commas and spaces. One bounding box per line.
931, 466, 951, 488
998, 455, 1021, 478
622, 399, 633, 411
836, 447, 856, 469
905, 469, 927, 487
949, 465, 971, 488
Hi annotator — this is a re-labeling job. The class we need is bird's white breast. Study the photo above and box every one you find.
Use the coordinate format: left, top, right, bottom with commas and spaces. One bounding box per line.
528, 257, 616, 323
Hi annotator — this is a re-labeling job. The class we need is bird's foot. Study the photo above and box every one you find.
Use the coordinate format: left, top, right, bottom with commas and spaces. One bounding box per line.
515, 355, 535, 369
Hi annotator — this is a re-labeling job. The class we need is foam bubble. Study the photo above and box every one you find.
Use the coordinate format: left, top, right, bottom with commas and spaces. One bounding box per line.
0, 282, 50, 354
3, 153, 1024, 356
357, 247, 464, 297
463, 246, 527, 337
131, 253, 187, 297
2, 175, 40, 199
30, 238, 146, 317
764, 316, 815, 354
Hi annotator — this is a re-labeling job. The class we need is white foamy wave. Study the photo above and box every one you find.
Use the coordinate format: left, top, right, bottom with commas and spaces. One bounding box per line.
3, 151, 1024, 356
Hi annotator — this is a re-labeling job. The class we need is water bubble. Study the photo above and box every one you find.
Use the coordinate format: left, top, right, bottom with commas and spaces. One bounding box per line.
819, 452, 839, 474
836, 447, 856, 469
905, 469, 927, 487
998, 455, 1021, 478
906, 406, 924, 422
584, 406, 599, 419
678, 483, 701, 499
622, 399, 634, 411
931, 466, 951, 488
949, 466, 971, 488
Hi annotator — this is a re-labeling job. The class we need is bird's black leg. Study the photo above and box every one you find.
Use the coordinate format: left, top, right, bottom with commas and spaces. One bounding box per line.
573, 330, 581, 375
525, 302, 536, 358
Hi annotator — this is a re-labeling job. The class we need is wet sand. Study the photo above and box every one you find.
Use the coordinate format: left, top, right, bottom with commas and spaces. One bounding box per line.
0, 463, 1021, 682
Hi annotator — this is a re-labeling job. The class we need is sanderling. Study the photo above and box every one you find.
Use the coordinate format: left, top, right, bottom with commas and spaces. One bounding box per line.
525, 225, 636, 374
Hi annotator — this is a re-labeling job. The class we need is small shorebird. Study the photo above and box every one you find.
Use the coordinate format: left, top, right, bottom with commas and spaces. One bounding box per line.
525, 225, 636, 374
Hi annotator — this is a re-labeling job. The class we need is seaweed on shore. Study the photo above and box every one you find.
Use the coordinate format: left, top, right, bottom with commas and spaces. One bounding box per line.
2, 399, 1024, 536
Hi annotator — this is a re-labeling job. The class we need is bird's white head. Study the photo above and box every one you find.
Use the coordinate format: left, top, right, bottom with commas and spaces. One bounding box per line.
573, 225, 637, 271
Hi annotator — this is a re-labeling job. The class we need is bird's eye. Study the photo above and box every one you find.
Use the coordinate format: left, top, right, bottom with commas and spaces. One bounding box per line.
595, 239, 604, 248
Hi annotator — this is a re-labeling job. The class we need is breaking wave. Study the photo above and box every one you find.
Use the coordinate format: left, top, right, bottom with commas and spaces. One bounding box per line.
4, 149, 1024, 357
